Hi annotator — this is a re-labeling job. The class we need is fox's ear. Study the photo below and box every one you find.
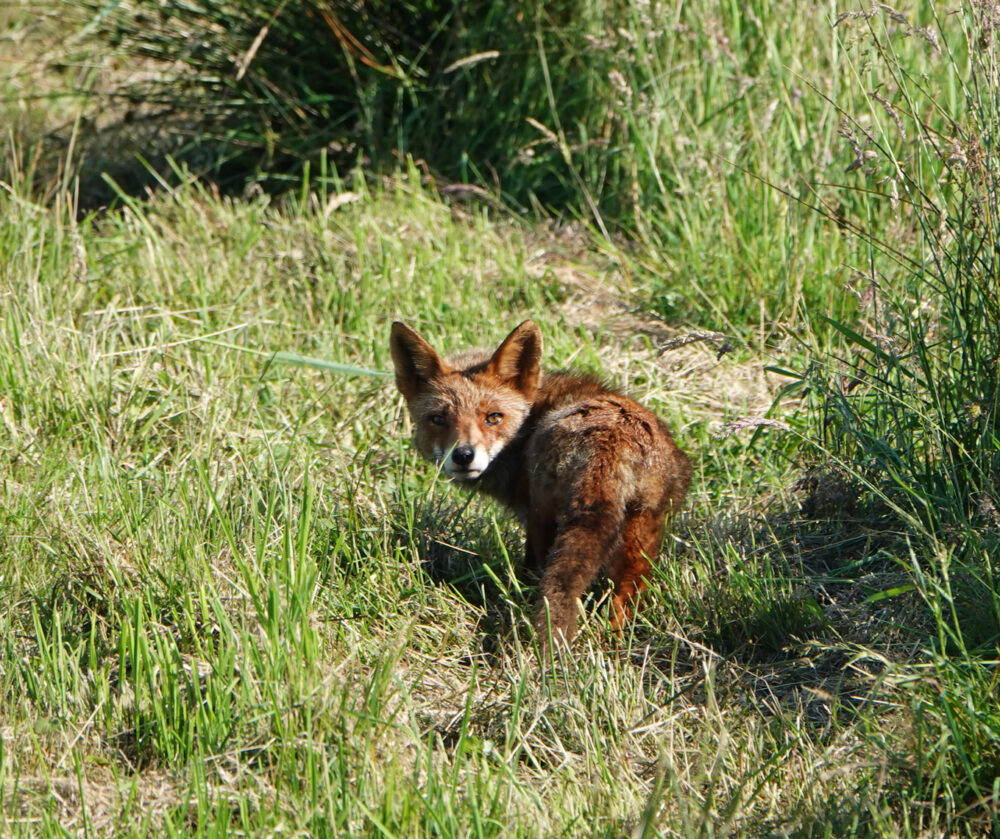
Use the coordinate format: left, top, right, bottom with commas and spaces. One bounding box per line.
390, 322, 449, 400
487, 320, 542, 399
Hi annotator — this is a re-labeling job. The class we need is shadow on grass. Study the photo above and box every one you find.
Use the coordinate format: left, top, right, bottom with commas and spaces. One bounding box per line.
614, 468, 947, 738
35, 112, 331, 213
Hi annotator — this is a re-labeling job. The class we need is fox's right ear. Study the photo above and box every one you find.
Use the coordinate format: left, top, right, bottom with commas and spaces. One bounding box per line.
390, 322, 448, 401
487, 320, 542, 400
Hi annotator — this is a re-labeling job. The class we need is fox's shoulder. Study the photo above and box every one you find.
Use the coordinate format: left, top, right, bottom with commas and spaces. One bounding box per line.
531, 371, 610, 414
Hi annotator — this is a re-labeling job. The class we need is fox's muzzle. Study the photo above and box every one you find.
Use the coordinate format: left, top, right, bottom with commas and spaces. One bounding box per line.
434, 442, 491, 480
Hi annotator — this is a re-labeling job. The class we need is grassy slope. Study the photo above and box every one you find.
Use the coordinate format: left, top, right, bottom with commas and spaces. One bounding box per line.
2, 2, 997, 837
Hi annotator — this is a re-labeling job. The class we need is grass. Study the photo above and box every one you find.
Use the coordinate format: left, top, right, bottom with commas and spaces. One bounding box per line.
2, 0, 1000, 836
0, 168, 945, 836
0, 172, 735, 835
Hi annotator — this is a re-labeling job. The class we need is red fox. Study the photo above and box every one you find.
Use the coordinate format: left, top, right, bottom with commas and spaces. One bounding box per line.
390, 320, 691, 654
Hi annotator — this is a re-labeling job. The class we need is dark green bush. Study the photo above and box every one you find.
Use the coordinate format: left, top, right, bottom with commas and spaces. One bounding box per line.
80, 0, 625, 212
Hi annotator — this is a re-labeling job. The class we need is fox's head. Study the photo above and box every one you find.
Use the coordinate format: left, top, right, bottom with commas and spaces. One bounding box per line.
390, 320, 542, 480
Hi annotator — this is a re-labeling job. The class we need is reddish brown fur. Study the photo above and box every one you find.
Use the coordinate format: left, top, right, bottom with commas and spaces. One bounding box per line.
390, 320, 691, 656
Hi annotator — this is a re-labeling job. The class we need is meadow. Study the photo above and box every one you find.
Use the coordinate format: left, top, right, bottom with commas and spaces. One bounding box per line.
1, 0, 999, 835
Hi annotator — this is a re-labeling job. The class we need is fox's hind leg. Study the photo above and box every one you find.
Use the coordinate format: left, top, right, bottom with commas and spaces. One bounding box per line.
534, 501, 624, 653
607, 508, 665, 631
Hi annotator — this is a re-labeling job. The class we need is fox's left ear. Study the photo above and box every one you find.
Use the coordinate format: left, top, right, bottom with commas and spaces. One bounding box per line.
487, 320, 542, 400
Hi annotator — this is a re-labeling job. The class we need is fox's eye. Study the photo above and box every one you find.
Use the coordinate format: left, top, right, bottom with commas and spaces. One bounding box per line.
484, 412, 503, 426
429, 413, 447, 427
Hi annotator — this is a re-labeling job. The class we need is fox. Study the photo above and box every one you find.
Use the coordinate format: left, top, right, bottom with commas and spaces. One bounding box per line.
390, 319, 691, 654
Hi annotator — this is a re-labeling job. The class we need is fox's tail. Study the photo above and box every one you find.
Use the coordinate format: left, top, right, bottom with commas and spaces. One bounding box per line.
534, 492, 626, 656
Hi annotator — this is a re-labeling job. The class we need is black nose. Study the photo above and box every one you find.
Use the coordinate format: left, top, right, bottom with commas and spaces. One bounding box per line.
451, 446, 475, 467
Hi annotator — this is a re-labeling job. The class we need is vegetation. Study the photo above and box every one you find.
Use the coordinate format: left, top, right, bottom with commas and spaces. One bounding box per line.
1, 0, 998, 835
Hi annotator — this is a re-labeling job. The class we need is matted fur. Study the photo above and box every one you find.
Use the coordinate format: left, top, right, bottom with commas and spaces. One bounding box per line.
390, 320, 691, 655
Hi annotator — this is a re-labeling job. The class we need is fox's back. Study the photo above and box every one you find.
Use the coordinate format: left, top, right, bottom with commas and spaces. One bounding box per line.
478, 370, 690, 522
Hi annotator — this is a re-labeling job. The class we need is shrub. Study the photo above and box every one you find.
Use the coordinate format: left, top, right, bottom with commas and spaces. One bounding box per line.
77, 0, 625, 212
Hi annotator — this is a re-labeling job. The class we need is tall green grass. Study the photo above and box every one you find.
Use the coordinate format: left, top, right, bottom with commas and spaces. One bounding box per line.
805, 4, 999, 635
71, 0, 621, 211
791, 6, 1000, 830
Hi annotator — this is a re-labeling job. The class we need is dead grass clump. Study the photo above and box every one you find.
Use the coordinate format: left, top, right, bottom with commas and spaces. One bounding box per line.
5, 771, 182, 835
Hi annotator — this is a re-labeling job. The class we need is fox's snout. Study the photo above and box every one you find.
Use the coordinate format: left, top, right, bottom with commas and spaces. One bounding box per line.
434, 438, 492, 480
450, 445, 476, 468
